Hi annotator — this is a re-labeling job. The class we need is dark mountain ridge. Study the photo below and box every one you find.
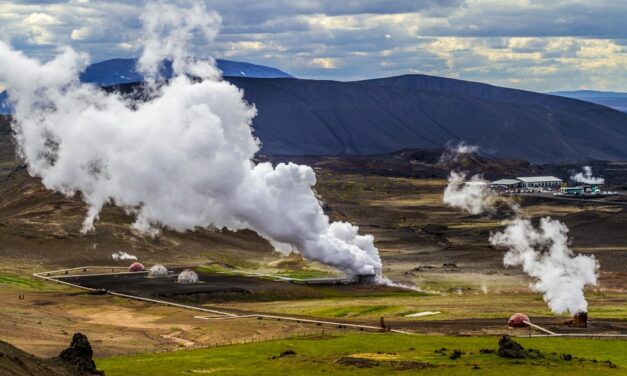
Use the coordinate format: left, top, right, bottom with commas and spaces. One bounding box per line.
227, 76, 627, 163
548, 90, 627, 113
3, 64, 627, 163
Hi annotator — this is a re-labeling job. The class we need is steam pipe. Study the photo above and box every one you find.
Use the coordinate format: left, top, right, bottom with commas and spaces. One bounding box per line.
522, 320, 557, 336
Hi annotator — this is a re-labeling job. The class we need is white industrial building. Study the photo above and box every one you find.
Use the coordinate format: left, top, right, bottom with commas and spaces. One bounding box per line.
490, 179, 522, 190
516, 176, 562, 189
490, 176, 562, 191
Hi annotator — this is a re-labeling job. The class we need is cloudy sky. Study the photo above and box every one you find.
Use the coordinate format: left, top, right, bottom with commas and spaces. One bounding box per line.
1, 0, 626, 92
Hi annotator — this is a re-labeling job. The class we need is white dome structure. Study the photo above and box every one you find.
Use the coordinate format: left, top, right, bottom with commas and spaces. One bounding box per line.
177, 269, 199, 284
148, 264, 169, 278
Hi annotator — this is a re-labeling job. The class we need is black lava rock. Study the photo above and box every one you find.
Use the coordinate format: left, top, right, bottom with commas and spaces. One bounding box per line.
58, 333, 103, 375
497, 335, 528, 359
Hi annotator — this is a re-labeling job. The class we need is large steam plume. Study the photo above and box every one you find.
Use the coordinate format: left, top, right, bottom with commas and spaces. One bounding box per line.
571, 166, 604, 185
489, 217, 598, 315
0, 2, 381, 276
443, 171, 494, 214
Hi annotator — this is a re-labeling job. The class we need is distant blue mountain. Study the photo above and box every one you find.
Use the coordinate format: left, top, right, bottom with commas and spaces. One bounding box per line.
0, 58, 292, 114
548, 90, 627, 113
0, 92, 8, 115
80, 58, 292, 86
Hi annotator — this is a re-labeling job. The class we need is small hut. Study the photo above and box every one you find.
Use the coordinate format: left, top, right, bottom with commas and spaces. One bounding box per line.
148, 264, 169, 278
128, 262, 145, 272
508, 313, 530, 328
177, 269, 199, 284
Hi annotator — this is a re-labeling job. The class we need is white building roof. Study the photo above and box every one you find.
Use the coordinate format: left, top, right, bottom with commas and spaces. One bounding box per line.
464, 181, 488, 186
491, 179, 521, 185
516, 176, 562, 183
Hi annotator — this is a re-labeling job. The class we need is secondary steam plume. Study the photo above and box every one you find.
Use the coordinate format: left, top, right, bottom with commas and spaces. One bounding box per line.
112, 251, 137, 261
440, 145, 599, 314
571, 166, 604, 185
489, 217, 598, 315
443, 172, 493, 214
0, 2, 381, 277
439, 141, 479, 163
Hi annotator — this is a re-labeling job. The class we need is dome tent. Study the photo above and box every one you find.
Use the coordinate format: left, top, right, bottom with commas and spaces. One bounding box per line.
128, 262, 145, 272
177, 269, 199, 284
508, 313, 530, 328
148, 264, 169, 278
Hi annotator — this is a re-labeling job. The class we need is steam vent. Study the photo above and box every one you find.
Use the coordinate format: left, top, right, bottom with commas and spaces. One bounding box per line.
148, 264, 169, 278
356, 274, 376, 285
508, 313, 530, 328
128, 262, 145, 272
573, 311, 589, 328
177, 269, 199, 284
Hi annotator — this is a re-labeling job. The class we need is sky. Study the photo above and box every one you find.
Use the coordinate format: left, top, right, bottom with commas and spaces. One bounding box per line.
0, 0, 626, 92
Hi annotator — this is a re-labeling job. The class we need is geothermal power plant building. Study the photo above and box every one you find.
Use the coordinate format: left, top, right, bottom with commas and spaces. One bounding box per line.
516, 176, 562, 189
491, 176, 562, 190
490, 179, 522, 190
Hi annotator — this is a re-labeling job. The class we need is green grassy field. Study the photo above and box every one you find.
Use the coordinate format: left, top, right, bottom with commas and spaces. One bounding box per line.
97, 333, 626, 375
0, 272, 65, 291
215, 290, 627, 321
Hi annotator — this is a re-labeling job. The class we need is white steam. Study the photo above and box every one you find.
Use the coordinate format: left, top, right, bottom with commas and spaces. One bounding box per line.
112, 251, 137, 261
571, 166, 604, 185
452, 141, 479, 155
439, 141, 479, 163
0, 3, 381, 276
137, 2, 221, 82
443, 171, 493, 214
441, 166, 599, 315
489, 217, 598, 315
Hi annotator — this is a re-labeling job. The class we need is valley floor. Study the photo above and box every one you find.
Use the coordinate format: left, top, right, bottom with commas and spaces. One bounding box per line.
96, 333, 627, 376
1, 167, 626, 373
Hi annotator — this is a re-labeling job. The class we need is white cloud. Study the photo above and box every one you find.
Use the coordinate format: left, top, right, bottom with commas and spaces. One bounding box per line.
310, 57, 337, 68
116, 42, 133, 50
70, 27, 91, 40
22, 12, 60, 25
0, 0, 625, 91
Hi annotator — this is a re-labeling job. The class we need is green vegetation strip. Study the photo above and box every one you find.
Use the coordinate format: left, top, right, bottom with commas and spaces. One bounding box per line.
0, 272, 48, 290
218, 291, 627, 320
98, 333, 626, 376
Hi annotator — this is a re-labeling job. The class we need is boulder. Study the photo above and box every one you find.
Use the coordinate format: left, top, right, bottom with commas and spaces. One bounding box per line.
58, 333, 103, 375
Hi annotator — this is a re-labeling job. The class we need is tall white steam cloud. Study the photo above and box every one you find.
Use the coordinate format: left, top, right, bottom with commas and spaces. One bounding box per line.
0, 2, 381, 276
571, 166, 604, 185
489, 217, 598, 315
